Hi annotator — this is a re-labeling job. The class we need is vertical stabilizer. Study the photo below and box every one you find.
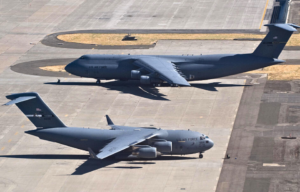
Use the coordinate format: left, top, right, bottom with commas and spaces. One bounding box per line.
4, 92, 66, 129
253, 23, 299, 58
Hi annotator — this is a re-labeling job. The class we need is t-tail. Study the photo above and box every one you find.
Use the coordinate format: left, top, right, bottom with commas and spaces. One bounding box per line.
3, 92, 66, 129
253, 23, 300, 59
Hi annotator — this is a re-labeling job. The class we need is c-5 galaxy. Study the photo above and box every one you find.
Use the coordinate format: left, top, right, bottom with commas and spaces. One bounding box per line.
65, 23, 299, 87
4, 92, 214, 161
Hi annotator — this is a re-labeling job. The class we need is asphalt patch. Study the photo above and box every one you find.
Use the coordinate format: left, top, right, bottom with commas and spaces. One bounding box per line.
11, 58, 78, 78
257, 102, 281, 125
249, 137, 274, 163
243, 178, 270, 192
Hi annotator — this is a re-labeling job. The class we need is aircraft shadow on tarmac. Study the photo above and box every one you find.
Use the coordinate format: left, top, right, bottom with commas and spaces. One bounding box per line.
45, 81, 250, 100
44, 81, 169, 101
191, 82, 251, 91
0, 154, 196, 175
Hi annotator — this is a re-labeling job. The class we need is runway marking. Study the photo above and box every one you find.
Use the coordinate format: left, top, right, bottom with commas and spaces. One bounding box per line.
263, 163, 285, 167
1, 147, 5, 151
65, 114, 68, 117
21, 125, 24, 128
14, 132, 18, 135
259, 0, 270, 29
8, 139, 11, 143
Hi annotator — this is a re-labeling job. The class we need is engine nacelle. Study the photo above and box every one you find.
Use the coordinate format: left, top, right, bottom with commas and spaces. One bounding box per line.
140, 76, 162, 84
153, 141, 172, 153
131, 70, 141, 79
140, 75, 151, 84
136, 146, 157, 159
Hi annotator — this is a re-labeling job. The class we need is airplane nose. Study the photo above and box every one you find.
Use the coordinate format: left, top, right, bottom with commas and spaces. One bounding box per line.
65, 62, 75, 74
207, 139, 214, 149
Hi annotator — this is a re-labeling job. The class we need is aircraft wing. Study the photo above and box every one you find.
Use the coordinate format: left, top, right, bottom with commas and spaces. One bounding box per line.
94, 129, 159, 159
134, 57, 190, 86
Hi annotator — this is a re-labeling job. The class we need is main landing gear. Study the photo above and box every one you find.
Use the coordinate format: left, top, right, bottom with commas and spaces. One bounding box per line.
96, 79, 101, 84
152, 83, 161, 87
199, 153, 203, 159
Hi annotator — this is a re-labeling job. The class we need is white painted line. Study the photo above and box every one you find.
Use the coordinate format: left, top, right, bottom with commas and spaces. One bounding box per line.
263, 163, 285, 167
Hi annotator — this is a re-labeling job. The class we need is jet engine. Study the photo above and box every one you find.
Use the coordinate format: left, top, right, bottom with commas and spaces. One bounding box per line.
140, 75, 162, 85
131, 70, 141, 79
140, 75, 151, 84
135, 146, 157, 158
153, 140, 172, 153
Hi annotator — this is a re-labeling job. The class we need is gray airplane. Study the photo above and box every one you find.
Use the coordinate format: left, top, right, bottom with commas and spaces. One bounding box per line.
4, 92, 214, 160
65, 23, 299, 87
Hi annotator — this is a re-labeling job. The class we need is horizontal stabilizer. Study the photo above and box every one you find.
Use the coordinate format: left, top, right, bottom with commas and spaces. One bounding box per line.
265, 23, 298, 32
3, 96, 36, 106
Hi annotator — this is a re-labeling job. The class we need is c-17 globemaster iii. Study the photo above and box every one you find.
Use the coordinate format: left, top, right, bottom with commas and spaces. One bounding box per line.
3, 92, 213, 162
65, 24, 300, 87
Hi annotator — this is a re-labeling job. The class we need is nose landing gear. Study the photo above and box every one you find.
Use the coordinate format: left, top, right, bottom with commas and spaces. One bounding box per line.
96, 79, 101, 84
199, 153, 203, 159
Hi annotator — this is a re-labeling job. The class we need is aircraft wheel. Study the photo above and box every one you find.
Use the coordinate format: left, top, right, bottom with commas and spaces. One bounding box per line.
96, 79, 101, 84
157, 83, 161, 87
152, 83, 156, 87
199, 154, 203, 159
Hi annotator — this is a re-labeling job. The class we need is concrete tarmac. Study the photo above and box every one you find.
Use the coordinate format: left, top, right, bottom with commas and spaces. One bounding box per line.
0, 68, 244, 192
1, 0, 300, 192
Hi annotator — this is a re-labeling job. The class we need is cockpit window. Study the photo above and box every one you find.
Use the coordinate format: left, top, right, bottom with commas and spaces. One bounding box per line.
79, 56, 88, 60
206, 136, 209, 138
200, 136, 205, 140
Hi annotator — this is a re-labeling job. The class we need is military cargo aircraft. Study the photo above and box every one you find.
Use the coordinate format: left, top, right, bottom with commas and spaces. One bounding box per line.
4, 92, 214, 160
65, 23, 299, 87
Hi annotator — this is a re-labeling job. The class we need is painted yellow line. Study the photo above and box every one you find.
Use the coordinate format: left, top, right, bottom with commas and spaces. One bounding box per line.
21, 125, 24, 128
15, 132, 18, 135
65, 114, 68, 117
1, 147, 5, 151
8, 139, 11, 143
259, 0, 270, 29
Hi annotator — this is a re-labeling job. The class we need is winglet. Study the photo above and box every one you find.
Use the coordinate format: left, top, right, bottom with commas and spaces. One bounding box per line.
106, 115, 114, 125
88, 148, 99, 159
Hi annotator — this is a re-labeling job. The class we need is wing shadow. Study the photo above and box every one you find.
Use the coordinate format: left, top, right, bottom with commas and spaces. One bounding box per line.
72, 159, 120, 175
0, 154, 89, 159
44, 80, 169, 101
0, 154, 197, 175
191, 82, 251, 91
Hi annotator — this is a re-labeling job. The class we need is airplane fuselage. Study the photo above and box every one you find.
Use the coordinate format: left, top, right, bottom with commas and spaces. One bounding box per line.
65, 54, 283, 83
26, 127, 213, 157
